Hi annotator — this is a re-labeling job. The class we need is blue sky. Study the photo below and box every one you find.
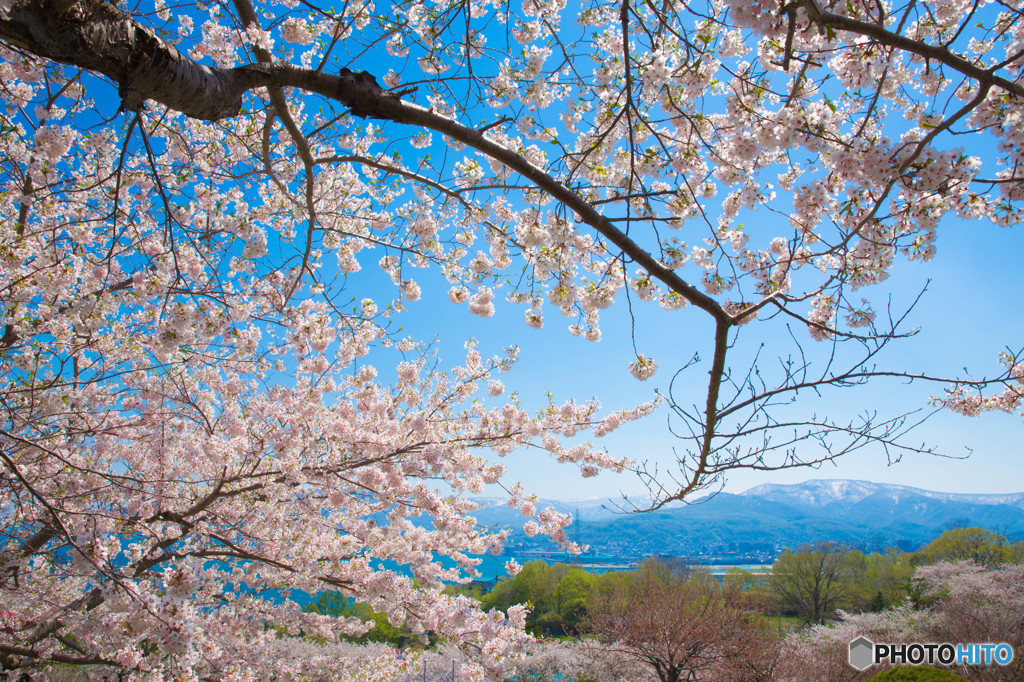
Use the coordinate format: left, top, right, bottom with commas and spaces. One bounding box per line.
376, 208, 1024, 502
80, 2, 1022, 504
266, 3, 1024, 504
291, 5, 1024, 503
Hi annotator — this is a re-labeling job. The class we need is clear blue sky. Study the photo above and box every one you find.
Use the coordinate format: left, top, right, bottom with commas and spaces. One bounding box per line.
370, 209, 1024, 502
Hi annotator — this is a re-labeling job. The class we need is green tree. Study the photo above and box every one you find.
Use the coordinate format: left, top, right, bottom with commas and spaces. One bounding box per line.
482, 561, 549, 616
724, 567, 766, 592
552, 568, 595, 634
843, 548, 872, 611
865, 548, 915, 608
481, 560, 590, 636
845, 547, 916, 612
914, 528, 1014, 567
867, 666, 967, 680
769, 542, 856, 625
304, 591, 406, 646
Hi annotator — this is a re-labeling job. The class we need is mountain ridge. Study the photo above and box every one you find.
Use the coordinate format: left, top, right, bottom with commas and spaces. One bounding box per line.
474, 479, 1024, 559
738, 479, 1024, 509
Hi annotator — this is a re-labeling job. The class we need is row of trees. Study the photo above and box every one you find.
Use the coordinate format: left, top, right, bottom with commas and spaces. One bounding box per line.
768, 527, 1024, 625
293, 529, 1020, 680
305, 560, 612, 642
494, 554, 1024, 681
463, 526, 1021, 637
784, 560, 1024, 682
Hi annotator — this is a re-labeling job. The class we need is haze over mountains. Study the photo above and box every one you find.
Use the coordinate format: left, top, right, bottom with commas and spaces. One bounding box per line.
474, 480, 1024, 560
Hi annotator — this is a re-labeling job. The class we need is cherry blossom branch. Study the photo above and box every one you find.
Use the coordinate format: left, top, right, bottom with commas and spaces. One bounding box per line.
316, 153, 475, 208
232, 0, 318, 305
0, 642, 114, 668
0, 0, 730, 324
795, 0, 1024, 98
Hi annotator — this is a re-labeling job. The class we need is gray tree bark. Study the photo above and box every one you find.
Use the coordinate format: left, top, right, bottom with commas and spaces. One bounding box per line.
0, 0, 398, 121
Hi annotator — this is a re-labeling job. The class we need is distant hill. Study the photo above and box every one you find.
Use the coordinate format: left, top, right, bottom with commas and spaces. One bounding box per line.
472, 480, 1024, 559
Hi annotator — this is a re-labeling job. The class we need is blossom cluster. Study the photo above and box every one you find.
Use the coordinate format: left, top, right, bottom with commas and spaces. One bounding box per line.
1, 0, 1021, 676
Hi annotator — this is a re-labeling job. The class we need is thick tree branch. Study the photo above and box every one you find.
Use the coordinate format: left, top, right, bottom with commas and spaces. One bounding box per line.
0, 0, 729, 325
0, 0, 245, 119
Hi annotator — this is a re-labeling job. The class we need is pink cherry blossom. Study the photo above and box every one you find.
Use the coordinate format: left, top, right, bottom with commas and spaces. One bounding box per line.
0, 0, 1021, 677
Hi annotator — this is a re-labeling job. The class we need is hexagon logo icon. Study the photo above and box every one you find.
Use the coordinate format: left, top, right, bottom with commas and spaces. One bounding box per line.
849, 636, 875, 671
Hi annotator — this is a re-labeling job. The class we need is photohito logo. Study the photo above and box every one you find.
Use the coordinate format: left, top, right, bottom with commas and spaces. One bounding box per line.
848, 636, 1014, 671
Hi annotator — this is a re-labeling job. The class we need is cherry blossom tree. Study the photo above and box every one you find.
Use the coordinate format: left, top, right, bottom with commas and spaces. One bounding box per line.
779, 561, 1024, 681
586, 560, 782, 681
506, 638, 653, 682
0, 0, 1022, 677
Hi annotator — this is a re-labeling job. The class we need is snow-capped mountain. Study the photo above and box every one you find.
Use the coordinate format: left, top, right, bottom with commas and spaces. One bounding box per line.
740, 479, 1024, 509
472, 480, 1024, 556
